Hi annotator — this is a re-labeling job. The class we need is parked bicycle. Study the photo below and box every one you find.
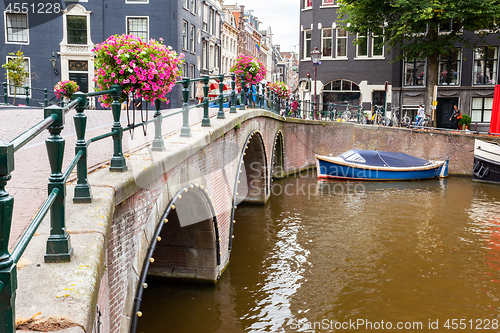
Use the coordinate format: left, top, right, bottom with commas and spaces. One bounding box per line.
400, 109, 411, 128
371, 105, 385, 125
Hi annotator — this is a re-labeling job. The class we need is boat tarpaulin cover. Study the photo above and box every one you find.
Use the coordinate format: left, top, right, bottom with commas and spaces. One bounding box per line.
489, 85, 500, 135
339, 150, 431, 167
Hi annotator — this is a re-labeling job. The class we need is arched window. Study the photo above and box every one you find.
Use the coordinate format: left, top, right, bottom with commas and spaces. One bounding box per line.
322, 79, 361, 105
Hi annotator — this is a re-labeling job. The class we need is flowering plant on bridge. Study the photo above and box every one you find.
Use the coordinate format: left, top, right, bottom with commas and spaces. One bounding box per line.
230, 54, 266, 86
54, 80, 79, 99
92, 34, 184, 107
268, 81, 290, 99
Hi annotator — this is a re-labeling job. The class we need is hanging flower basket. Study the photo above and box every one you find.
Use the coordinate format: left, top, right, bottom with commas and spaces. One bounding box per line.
268, 81, 291, 99
92, 34, 184, 108
230, 54, 266, 87
54, 80, 79, 99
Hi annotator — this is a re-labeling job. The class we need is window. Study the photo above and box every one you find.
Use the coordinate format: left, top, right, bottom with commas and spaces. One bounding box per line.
202, 40, 207, 69
6, 56, 30, 96
182, 21, 188, 50
190, 25, 195, 53
336, 27, 347, 57
127, 17, 148, 42
203, 4, 209, 31
183, 0, 188, 9
471, 97, 493, 123
67, 15, 87, 44
5, 13, 28, 44
404, 58, 426, 86
190, 0, 196, 13
372, 28, 384, 57
322, 79, 361, 104
209, 9, 214, 34
356, 34, 368, 57
303, 0, 312, 9
322, 28, 333, 57
322, 0, 336, 5
473, 46, 498, 85
304, 30, 311, 59
438, 48, 461, 86
126, 0, 148, 3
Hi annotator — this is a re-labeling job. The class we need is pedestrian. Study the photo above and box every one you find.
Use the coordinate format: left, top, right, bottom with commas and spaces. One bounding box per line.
449, 104, 461, 129
291, 99, 299, 118
416, 104, 425, 127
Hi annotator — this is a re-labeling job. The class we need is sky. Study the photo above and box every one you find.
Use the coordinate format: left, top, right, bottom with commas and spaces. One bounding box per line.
232, 0, 300, 52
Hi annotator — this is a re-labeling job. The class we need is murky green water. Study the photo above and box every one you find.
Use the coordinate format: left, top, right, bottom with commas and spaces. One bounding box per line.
137, 176, 500, 332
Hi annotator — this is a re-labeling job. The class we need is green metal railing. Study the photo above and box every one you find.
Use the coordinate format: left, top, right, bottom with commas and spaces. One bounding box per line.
2, 82, 60, 108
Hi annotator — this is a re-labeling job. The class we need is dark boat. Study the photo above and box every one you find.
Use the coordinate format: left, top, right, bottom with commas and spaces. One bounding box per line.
473, 139, 500, 184
316, 150, 448, 180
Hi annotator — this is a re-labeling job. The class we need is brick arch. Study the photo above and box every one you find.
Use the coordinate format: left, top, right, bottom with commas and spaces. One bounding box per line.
130, 184, 220, 332
271, 130, 285, 179
229, 130, 269, 250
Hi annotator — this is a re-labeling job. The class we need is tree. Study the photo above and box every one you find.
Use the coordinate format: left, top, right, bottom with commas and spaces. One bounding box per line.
2, 49, 30, 105
338, 0, 500, 125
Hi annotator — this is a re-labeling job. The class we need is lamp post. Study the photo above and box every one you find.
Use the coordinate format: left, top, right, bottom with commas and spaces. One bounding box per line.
310, 47, 322, 120
50, 52, 58, 75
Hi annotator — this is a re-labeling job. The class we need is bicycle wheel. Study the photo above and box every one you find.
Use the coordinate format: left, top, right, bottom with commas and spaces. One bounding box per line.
341, 111, 351, 122
422, 118, 429, 128
401, 116, 411, 127
374, 114, 383, 125
358, 114, 367, 124
391, 115, 398, 127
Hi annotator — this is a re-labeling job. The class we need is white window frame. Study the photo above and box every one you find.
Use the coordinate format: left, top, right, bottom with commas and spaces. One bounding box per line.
126, 0, 149, 3
182, 0, 188, 10
355, 33, 369, 58
4, 12, 29, 45
371, 29, 384, 58
182, 20, 188, 51
303, 0, 312, 10
473, 46, 498, 86
336, 27, 347, 58
438, 47, 462, 86
5, 55, 31, 97
303, 29, 312, 60
126, 16, 149, 42
403, 58, 427, 87
321, 27, 333, 58
190, 24, 195, 53
471, 97, 493, 123
321, 0, 337, 6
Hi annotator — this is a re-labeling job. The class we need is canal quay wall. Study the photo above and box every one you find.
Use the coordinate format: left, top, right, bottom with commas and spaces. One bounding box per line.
15, 110, 490, 333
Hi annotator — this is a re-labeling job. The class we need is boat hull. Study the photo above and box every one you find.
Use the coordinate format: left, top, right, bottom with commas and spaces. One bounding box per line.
473, 139, 500, 184
316, 155, 448, 181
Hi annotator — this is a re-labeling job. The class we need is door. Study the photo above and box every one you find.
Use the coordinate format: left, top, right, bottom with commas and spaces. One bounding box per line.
69, 73, 88, 93
436, 97, 459, 128
372, 91, 386, 115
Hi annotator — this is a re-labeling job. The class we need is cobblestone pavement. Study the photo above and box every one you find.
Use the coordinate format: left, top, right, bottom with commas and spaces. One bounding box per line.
0, 104, 221, 248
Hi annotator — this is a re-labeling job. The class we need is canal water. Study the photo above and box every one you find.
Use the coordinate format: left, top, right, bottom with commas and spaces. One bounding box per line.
137, 175, 500, 332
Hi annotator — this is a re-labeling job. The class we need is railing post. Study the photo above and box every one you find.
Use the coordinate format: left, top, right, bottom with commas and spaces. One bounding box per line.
44, 88, 49, 107
255, 84, 260, 107
248, 84, 253, 109
109, 85, 127, 172
0, 141, 16, 331
270, 90, 275, 113
202, 76, 211, 125
266, 85, 270, 110
298, 100, 302, 118
230, 73, 237, 113
239, 74, 245, 111
73, 93, 92, 203
180, 77, 192, 137
152, 99, 165, 151
217, 74, 225, 119
25, 87, 29, 106
2, 83, 7, 105
44, 105, 73, 262
260, 83, 265, 109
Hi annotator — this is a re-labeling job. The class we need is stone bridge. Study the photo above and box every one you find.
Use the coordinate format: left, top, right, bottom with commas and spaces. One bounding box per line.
16, 108, 487, 333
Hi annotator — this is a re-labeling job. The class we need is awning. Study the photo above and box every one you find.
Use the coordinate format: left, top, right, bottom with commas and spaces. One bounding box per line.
489, 85, 500, 134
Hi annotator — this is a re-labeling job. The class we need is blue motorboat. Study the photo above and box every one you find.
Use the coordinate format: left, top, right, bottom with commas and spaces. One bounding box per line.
316, 150, 448, 180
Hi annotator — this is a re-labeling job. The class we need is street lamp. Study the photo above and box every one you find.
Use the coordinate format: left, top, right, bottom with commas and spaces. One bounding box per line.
310, 47, 322, 120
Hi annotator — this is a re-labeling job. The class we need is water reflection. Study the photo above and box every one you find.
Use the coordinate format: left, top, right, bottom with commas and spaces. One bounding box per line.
138, 176, 500, 332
